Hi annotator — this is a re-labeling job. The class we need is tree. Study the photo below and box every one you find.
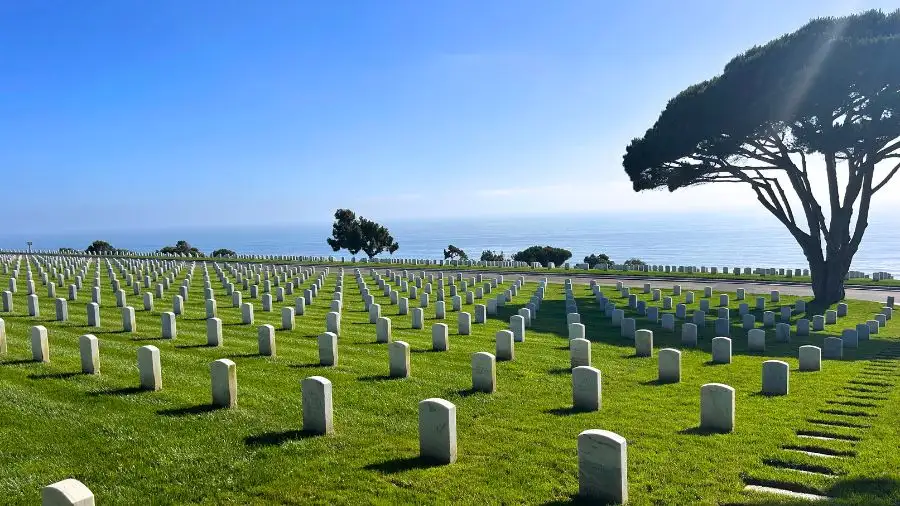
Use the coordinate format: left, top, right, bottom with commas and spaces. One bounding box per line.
622, 10, 900, 311
159, 240, 201, 256
584, 253, 612, 268
85, 240, 114, 254
480, 250, 505, 262
625, 258, 647, 266
443, 244, 468, 260
512, 246, 572, 267
211, 248, 236, 257
326, 209, 399, 258
59, 247, 78, 254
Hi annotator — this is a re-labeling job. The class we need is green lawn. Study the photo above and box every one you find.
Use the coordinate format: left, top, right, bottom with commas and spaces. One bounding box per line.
1, 259, 898, 505
15, 251, 900, 288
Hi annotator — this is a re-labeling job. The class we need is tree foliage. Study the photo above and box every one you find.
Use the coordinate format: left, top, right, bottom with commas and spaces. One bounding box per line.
584, 253, 612, 267
211, 248, 236, 257
86, 240, 115, 254
326, 209, 399, 258
622, 10, 900, 308
512, 246, 572, 267
443, 244, 468, 260
159, 240, 201, 256
625, 258, 647, 266
480, 250, 505, 262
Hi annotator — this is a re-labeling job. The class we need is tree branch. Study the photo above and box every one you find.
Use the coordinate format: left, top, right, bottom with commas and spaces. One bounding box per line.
872, 160, 900, 193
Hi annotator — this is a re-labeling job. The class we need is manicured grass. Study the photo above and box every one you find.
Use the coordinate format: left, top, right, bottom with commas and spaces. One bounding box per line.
1, 260, 899, 505
18, 251, 900, 288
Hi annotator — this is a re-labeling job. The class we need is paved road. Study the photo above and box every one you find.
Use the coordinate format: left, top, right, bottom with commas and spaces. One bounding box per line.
367, 267, 899, 305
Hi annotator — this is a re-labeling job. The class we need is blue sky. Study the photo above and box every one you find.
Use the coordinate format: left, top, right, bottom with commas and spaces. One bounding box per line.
1, 0, 897, 232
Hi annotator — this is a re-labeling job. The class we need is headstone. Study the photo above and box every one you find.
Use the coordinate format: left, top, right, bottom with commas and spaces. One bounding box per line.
510, 315, 525, 342
711, 337, 732, 364
700, 383, 734, 433
55, 298, 68, 321
577, 430, 628, 504
662, 313, 675, 331
318, 332, 338, 365
495, 330, 515, 361
210, 358, 237, 408
471, 352, 496, 393
41, 478, 96, 506
138, 345, 162, 391
837, 303, 848, 317
775, 322, 790, 342
841, 328, 858, 348
432, 323, 449, 351
389, 340, 410, 377
798, 345, 821, 372
27, 294, 39, 317
376, 316, 392, 343
162, 312, 177, 339
302, 376, 334, 435
457, 312, 471, 335
572, 366, 602, 411
681, 323, 697, 347
122, 306, 136, 332
570, 338, 591, 368
796, 318, 809, 336
658, 348, 681, 383
823, 337, 843, 359
635, 329, 653, 357
257, 324, 275, 356
31, 325, 49, 362
748, 328, 766, 352
761, 360, 789, 396
621, 318, 635, 339
825, 310, 837, 324
418, 398, 457, 464
813, 314, 825, 331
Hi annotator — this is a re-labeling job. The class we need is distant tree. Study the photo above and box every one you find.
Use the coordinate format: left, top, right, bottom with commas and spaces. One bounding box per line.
326, 209, 399, 258
512, 246, 572, 267
85, 240, 115, 254
59, 247, 78, 254
443, 244, 468, 260
584, 253, 612, 267
211, 248, 236, 257
622, 10, 900, 310
158, 240, 201, 256
480, 250, 505, 262
625, 258, 647, 266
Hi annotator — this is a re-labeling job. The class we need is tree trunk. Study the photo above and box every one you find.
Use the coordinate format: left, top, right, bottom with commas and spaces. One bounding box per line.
808, 255, 850, 314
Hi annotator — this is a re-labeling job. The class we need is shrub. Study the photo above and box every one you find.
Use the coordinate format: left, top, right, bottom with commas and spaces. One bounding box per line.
512, 246, 572, 267
584, 253, 612, 268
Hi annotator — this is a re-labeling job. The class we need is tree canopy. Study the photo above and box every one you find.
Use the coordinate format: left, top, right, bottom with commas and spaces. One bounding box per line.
211, 248, 236, 257
159, 240, 201, 256
584, 253, 612, 268
443, 245, 468, 260
480, 250, 505, 262
326, 209, 399, 258
512, 246, 572, 267
622, 10, 900, 308
86, 240, 115, 254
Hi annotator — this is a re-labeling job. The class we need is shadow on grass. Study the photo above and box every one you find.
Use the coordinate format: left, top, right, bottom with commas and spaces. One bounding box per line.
174, 343, 214, 349
131, 336, 168, 342
0, 359, 37, 366
544, 406, 582, 416
410, 348, 442, 354
245, 429, 319, 446
27, 371, 82, 380
828, 477, 900, 501
157, 404, 222, 417
358, 374, 394, 382
363, 456, 445, 474
548, 367, 571, 375
542, 494, 599, 506
678, 426, 729, 436
88, 386, 146, 396
226, 353, 264, 359
288, 363, 324, 369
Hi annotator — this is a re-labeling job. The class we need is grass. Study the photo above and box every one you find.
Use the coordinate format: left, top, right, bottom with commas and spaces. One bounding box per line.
13, 251, 900, 288
0, 259, 899, 505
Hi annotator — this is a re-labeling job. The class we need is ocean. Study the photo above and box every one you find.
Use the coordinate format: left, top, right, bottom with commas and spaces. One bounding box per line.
1, 213, 898, 274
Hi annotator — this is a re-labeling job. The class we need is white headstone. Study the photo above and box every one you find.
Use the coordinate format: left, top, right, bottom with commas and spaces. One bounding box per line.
572, 366, 602, 411
210, 358, 237, 408
418, 398, 457, 464
471, 352, 496, 393
700, 383, 734, 433
577, 429, 627, 503
318, 332, 338, 365
302, 376, 334, 435
138, 345, 162, 391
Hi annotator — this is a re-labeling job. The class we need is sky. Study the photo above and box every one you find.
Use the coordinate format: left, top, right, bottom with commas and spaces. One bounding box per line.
1, 0, 898, 233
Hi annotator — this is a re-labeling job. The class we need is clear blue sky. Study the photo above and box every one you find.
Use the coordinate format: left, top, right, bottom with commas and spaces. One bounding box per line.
1, 0, 896, 232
